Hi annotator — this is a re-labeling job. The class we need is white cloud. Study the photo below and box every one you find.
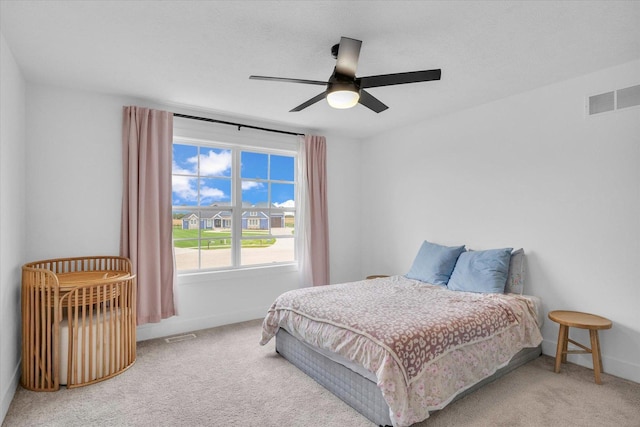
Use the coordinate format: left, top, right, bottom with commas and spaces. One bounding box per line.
273, 200, 295, 208
200, 185, 227, 202
172, 151, 231, 203
196, 150, 231, 176
172, 161, 194, 175
242, 181, 264, 190
172, 175, 197, 201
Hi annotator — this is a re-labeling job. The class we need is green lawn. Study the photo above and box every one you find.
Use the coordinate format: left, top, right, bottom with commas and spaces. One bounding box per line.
173, 229, 275, 249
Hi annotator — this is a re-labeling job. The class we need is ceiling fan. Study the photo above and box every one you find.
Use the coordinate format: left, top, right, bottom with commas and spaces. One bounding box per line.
249, 36, 441, 113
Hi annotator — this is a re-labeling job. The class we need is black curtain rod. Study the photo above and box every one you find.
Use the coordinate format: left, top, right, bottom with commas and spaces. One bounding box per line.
173, 113, 304, 137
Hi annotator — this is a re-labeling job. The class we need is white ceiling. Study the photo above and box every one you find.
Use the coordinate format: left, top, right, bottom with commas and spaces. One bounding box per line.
1, 1, 639, 139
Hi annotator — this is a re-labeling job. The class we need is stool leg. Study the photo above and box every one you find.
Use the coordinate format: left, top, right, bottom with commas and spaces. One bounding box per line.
598, 337, 604, 373
554, 324, 567, 373
590, 329, 603, 384
561, 325, 569, 363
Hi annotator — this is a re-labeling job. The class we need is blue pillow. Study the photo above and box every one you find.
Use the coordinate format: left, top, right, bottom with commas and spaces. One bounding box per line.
406, 240, 466, 285
447, 248, 513, 293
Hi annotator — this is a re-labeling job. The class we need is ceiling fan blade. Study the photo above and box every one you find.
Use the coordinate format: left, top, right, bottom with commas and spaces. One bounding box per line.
250, 75, 327, 86
335, 37, 362, 78
359, 90, 388, 113
290, 92, 327, 112
359, 69, 441, 89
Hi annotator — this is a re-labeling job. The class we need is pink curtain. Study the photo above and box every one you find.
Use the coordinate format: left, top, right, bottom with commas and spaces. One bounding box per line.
303, 135, 330, 286
120, 106, 176, 325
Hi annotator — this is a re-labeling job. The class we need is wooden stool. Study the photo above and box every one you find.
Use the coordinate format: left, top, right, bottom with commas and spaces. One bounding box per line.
548, 310, 612, 384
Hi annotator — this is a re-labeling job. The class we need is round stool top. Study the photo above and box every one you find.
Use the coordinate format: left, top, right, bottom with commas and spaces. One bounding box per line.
548, 310, 612, 330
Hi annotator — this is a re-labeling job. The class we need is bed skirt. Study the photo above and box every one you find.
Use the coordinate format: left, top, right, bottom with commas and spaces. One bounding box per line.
275, 328, 542, 426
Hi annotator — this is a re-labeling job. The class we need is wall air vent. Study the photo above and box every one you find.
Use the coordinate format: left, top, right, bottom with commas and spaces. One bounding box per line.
616, 84, 640, 110
588, 84, 640, 116
588, 91, 615, 115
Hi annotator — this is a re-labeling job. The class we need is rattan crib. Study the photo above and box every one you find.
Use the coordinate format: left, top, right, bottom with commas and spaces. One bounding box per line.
21, 256, 137, 391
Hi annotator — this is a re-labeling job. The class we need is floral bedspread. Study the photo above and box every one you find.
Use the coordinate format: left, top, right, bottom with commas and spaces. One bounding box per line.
260, 276, 542, 427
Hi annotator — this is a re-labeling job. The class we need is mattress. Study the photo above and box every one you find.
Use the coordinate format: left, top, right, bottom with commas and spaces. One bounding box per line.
277, 327, 393, 426
276, 328, 542, 427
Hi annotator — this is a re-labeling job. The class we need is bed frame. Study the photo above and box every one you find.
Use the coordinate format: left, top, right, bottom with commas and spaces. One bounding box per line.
276, 328, 541, 426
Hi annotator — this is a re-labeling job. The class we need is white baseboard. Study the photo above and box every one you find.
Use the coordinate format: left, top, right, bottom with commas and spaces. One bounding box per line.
135, 308, 266, 342
1, 359, 21, 425
541, 338, 640, 384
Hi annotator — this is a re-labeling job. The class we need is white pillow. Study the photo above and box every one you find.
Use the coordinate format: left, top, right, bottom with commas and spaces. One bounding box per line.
504, 248, 525, 294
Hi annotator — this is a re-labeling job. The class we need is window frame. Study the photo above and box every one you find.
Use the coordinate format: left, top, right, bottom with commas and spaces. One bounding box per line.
172, 118, 300, 278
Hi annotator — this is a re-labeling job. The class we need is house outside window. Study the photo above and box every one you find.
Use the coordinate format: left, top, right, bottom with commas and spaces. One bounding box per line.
172, 138, 297, 273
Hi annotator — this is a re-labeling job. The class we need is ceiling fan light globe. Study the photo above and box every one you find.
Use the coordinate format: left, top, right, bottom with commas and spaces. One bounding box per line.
327, 90, 360, 109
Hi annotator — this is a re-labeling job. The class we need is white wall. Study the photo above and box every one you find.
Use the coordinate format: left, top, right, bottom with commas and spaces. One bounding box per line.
0, 32, 27, 421
325, 130, 363, 285
24, 84, 363, 341
360, 60, 640, 382
25, 85, 128, 260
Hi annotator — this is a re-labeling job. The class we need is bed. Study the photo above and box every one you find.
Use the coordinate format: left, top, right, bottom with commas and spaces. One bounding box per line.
261, 244, 543, 426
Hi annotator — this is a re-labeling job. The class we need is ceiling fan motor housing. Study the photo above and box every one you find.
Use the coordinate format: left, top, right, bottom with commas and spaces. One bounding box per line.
331, 43, 340, 59
326, 69, 361, 109
327, 69, 361, 94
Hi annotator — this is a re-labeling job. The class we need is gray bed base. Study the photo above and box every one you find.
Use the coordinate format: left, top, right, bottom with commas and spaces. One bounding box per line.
276, 328, 542, 426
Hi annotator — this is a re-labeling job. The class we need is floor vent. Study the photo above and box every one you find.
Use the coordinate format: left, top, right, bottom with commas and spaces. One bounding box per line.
588, 84, 640, 116
165, 333, 197, 344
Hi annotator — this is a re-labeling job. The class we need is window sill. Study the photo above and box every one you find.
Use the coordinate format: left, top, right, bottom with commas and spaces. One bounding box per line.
177, 262, 299, 286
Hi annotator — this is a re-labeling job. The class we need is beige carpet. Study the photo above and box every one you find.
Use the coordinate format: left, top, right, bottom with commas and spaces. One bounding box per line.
3, 319, 639, 427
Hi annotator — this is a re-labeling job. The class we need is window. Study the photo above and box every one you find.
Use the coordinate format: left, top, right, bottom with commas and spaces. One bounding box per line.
172, 139, 297, 273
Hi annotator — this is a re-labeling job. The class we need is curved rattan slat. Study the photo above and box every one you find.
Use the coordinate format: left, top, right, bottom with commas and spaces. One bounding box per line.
21, 256, 136, 391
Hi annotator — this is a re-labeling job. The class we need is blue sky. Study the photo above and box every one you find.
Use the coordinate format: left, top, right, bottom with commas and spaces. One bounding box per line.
172, 144, 295, 207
